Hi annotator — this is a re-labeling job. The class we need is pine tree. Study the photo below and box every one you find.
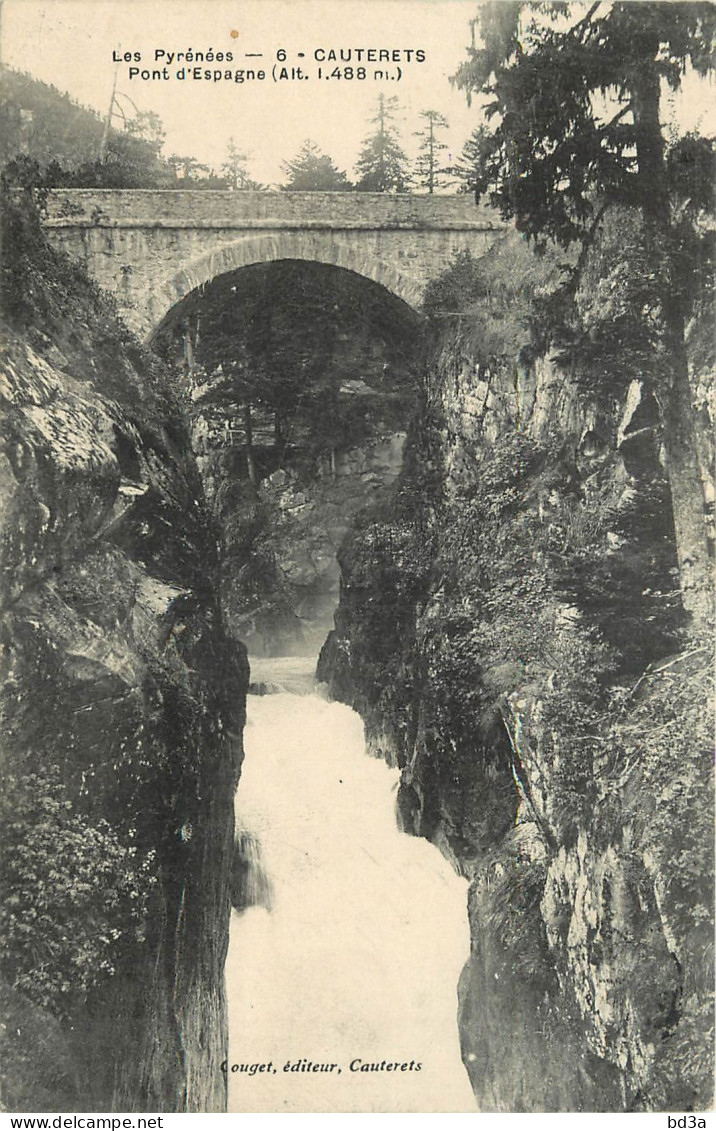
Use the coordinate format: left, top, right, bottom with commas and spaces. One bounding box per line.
355, 94, 410, 193
281, 139, 352, 191
451, 127, 492, 195
124, 110, 165, 157
413, 110, 450, 193
221, 138, 261, 190
453, 1, 715, 623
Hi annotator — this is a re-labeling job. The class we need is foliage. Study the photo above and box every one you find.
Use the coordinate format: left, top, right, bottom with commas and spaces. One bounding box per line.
0, 769, 156, 1020
422, 237, 565, 364
355, 94, 410, 192
281, 139, 352, 191
549, 205, 714, 398
328, 404, 688, 838
448, 5, 715, 366
413, 110, 451, 194
451, 2, 715, 247
0, 66, 237, 189
606, 640, 714, 1108
667, 133, 716, 217
0, 171, 244, 1113
451, 126, 493, 196
156, 257, 421, 648
479, 854, 551, 978
0, 67, 107, 168
123, 110, 165, 153
155, 259, 420, 480
0, 67, 174, 187
326, 360, 711, 1099
221, 138, 262, 190
451, 6, 715, 621
323, 46, 714, 1080
422, 247, 489, 316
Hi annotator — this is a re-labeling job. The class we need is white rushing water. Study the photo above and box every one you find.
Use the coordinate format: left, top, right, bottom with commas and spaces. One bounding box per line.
225, 657, 477, 1113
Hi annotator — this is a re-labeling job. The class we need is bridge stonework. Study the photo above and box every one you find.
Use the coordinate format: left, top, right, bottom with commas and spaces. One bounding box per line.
43, 190, 508, 339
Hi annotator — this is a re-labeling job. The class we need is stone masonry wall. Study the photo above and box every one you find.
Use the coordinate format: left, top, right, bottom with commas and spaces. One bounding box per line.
43, 190, 507, 337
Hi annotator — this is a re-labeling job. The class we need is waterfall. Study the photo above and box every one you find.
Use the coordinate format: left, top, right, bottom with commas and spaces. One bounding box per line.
225, 657, 476, 1113
231, 831, 273, 912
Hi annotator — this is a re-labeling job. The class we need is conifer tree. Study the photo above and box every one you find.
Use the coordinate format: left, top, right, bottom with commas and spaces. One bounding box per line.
451, 126, 491, 195
355, 94, 410, 192
453, 1, 715, 622
221, 138, 261, 189
124, 110, 165, 156
281, 139, 352, 191
413, 110, 450, 193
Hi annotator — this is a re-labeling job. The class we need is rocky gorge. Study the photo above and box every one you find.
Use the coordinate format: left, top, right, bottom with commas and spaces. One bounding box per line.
318, 232, 715, 1110
0, 189, 418, 1112
0, 180, 713, 1114
0, 191, 247, 1112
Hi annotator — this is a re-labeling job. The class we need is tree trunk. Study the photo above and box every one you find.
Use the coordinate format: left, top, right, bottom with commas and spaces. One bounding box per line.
631, 62, 714, 625
656, 337, 714, 622
243, 402, 257, 486
182, 319, 195, 382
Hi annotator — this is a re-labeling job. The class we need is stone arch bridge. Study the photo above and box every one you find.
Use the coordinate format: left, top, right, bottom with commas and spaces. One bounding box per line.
43, 189, 508, 339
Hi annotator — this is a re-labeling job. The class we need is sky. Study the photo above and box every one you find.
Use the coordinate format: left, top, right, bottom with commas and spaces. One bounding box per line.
2, 1, 713, 188
1, 0, 490, 185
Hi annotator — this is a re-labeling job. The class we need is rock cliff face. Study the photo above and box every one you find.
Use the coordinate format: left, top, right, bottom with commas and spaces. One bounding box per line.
0, 196, 247, 1112
320, 316, 714, 1110
212, 432, 406, 656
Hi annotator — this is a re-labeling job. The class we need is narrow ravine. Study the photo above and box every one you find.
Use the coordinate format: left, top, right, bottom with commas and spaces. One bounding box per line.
225, 657, 477, 1113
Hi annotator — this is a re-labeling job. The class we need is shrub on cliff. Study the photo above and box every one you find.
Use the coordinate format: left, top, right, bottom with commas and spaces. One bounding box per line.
422, 238, 564, 365
0, 768, 157, 1020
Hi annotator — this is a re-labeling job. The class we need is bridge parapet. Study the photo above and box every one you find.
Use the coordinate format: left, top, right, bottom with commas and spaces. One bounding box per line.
44, 189, 503, 230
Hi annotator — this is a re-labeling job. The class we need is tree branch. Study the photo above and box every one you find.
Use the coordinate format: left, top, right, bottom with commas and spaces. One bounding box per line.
568, 2, 601, 44
598, 101, 633, 133
558, 199, 611, 301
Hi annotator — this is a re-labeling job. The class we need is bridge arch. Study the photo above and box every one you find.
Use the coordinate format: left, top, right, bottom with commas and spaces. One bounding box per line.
147, 231, 425, 338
